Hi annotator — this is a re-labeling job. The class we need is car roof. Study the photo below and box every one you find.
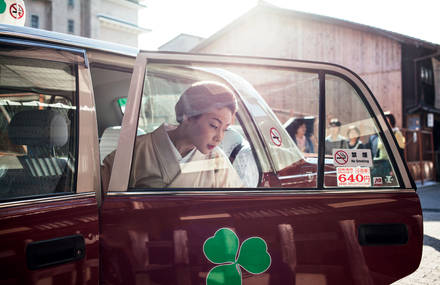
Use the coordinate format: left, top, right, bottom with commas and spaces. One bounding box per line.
0, 24, 138, 57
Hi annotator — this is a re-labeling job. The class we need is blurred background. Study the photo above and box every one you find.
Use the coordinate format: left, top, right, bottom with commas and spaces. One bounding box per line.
21, 0, 440, 183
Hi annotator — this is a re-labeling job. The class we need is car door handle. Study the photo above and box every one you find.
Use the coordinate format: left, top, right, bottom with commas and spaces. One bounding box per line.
358, 224, 408, 246
26, 234, 86, 270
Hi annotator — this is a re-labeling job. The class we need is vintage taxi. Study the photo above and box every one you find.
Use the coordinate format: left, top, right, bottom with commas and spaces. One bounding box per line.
0, 24, 422, 285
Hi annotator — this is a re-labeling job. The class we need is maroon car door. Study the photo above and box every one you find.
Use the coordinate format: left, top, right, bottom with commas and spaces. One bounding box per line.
100, 52, 422, 285
0, 39, 100, 284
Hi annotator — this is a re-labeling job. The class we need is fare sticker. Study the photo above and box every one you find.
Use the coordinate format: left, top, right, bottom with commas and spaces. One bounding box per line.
337, 167, 371, 187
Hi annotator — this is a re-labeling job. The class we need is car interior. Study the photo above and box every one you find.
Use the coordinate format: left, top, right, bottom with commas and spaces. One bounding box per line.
90, 63, 260, 188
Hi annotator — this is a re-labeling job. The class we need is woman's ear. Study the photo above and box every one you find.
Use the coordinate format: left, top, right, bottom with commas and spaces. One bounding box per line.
180, 114, 189, 122
180, 114, 193, 126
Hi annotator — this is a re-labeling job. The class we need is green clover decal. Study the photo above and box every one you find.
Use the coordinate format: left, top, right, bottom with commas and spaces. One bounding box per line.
0, 0, 6, 14
203, 228, 271, 285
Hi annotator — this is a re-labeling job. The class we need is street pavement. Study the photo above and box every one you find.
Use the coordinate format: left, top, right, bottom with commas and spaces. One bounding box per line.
393, 181, 440, 285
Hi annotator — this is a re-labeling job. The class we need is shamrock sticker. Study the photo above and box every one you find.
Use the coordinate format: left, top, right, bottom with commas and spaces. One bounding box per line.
203, 228, 271, 285
0, 0, 6, 14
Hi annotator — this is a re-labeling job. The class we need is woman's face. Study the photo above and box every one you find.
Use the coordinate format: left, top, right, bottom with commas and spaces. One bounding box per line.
296, 123, 306, 137
187, 107, 233, 154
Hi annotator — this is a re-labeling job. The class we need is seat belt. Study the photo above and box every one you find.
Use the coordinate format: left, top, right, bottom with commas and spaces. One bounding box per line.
229, 143, 244, 164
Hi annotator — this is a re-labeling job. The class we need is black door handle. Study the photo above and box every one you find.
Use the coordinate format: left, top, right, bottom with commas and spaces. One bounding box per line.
358, 224, 408, 246
26, 234, 85, 270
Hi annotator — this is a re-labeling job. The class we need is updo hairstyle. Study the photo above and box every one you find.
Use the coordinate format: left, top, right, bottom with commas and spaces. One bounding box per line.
175, 81, 238, 123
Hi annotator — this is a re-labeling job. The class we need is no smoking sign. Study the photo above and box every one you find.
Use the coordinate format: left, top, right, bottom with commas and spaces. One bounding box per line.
332, 149, 372, 167
270, 127, 282, 147
334, 150, 348, 165
10, 3, 24, 20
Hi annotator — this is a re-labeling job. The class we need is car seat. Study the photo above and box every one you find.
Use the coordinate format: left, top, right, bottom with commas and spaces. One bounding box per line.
100, 126, 146, 164
5, 109, 69, 198
218, 127, 259, 187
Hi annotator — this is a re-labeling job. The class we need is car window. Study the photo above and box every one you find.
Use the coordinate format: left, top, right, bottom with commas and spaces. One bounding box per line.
119, 63, 260, 189
90, 65, 133, 165
101, 61, 326, 190
324, 74, 399, 188
218, 65, 320, 188
0, 53, 78, 201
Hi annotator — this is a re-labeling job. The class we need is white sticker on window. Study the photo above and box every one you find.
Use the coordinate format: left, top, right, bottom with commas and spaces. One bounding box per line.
373, 177, 383, 186
333, 149, 372, 167
337, 167, 371, 187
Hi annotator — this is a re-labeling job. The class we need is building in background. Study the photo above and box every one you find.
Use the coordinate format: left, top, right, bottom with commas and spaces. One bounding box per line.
191, 2, 440, 181
23, 0, 150, 47
158, 33, 204, 52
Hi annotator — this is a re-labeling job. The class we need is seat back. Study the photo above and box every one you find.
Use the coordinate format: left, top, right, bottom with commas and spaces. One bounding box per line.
219, 127, 259, 187
6, 109, 69, 196
100, 126, 146, 164
100, 126, 122, 164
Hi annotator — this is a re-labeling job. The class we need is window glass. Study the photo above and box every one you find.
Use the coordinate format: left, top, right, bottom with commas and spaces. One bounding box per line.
31, 15, 39, 28
325, 74, 399, 188
68, 20, 74, 34
216, 66, 320, 188
90, 66, 132, 165
99, 62, 321, 190
0, 55, 77, 200
125, 63, 259, 189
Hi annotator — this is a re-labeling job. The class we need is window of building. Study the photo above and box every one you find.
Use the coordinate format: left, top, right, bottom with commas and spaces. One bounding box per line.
68, 19, 74, 34
68, 0, 74, 8
31, 15, 39, 28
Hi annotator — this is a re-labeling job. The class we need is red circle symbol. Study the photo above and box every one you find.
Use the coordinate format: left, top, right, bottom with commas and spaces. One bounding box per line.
334, 150, 348, 165
270, 127, 282, 147
10, 3, 25, 20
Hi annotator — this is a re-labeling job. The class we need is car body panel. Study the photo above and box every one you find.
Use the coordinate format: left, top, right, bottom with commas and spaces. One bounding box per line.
0, 195, 99, 284
101, 191, 422, 285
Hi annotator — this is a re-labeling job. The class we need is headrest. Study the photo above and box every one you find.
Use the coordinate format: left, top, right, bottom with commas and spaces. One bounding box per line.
219, 127, 244, 156
8, 110, 69, 147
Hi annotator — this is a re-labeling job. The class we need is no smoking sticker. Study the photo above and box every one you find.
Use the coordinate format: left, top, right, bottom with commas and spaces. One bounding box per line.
270, 127, 282, 147
337, 167, 371, 187
9, 3, 24, 19
332, 149, 372, 167
334, 150, 349, 165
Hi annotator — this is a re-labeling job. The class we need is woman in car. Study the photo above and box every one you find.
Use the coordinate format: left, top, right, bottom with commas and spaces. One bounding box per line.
102, 81, 243, 190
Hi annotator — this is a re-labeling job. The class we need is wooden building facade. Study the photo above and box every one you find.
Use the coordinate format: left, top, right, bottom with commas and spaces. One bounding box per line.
192, 3, 440, 180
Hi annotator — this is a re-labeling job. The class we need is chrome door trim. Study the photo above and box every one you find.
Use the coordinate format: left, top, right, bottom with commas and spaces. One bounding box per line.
0, 193, 96, 209
106, 189, 414, 197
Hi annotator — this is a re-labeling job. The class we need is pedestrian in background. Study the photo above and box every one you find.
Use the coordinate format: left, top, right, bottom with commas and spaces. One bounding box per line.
325, 118, 348, 154
347, 125, 364, 149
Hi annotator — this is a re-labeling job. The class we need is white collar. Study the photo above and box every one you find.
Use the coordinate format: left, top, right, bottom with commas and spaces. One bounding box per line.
165, 130, 196, 163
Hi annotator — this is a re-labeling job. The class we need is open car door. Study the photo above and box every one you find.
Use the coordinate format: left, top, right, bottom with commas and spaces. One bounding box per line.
100, 52, 422, 285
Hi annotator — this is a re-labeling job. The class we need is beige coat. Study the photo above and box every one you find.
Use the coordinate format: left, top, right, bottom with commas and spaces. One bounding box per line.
102, 124, 243, 190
